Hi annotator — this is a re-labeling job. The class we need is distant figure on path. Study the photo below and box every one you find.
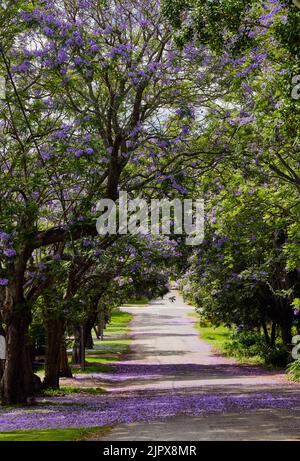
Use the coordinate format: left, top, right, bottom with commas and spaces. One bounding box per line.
169, 296, 176, 303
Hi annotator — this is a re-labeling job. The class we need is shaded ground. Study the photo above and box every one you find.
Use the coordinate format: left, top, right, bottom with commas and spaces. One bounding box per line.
98, 410, 300, 441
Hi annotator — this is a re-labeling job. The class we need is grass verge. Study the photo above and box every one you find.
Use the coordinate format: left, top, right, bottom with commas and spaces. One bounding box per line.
41, 386, 106, 396
0, 426, 110, 441
123, 296, 149, 306
190, 313, 265, 365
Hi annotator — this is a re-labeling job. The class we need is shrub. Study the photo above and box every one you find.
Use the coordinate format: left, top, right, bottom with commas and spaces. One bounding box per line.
262, 346, 291, 368
224, 329, 265, 358
224, 328, 290, 367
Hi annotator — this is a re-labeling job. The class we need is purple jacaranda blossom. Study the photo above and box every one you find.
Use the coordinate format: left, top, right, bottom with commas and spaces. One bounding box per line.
171, 182, 188, 195
139, 18, 151, 27
4, 249, 17, 258
280, 15, 287, 24
85, 148, 94, 155
56, 50, 68, 64
82, 239, 93, 247
41, 151, 51, 160
90, 44, 100, 52
74, 56, 84, 65
0, 385, 299, 432
20, 11, 32, 21
234, 190, 243, 196
0, 232, 10, 242
43, 26, 54, 36
16, 60, 31, 72
0, 278, 9, 286
31, 191, 40, 199
78, 0, 91, 7
294, 309, 300, 317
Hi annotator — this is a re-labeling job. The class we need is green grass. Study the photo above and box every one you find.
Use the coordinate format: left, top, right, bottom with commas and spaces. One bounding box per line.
194, 320, 230, 351
103, 310, 133, 332
71, 364, 114, 374
124, 296, 148, 306
41, 386, 106, 396
191, 314, 265, 365
0, 426, 110, 441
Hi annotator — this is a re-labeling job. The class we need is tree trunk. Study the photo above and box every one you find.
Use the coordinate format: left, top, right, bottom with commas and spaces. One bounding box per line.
97, 311, 105, 341
72, 325, 81, 365
85, 327, 94, 349
279, 311, 293, 346
0, 361, 4, 383
270, 322, 276, 348
0, 316, 5, 382
261, 321, 270, 346
94, 326, 100, 339
97, 319, 104, 340
1, 315, 34, 404
280, 321, 292, 346
43, 318, 65, 389
84, 314, 97, 349
59, 344, 72, 378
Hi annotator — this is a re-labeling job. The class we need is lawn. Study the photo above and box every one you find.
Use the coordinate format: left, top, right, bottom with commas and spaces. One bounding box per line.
123, 296, 149, 306
0, 426, 110, 441
193, 320, 231, 351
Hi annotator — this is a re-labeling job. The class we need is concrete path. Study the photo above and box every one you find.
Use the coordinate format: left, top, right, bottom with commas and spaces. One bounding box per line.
95, 289, 300, 441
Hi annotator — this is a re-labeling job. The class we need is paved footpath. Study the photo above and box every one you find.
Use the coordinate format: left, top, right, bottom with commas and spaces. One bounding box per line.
94, 289, 300, 441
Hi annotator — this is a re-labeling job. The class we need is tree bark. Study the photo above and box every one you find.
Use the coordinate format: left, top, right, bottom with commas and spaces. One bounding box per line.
0, 315, 5, 382
84, 313, 97, 349
59, 344, 72, 378
270, 322, 276, 348
279, 309, 293, 346
1, 315, 35, 404
0, 361, 4, 383
280, 320, 292, 346
261, 321, 270, 346
97, 317, 104, 341
43, 318, 65, 389
85, 327, 94, 349
72, 325, 81, 365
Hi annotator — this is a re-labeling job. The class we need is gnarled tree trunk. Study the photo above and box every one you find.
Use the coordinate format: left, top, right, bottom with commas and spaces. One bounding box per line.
59, 344, 72, 378
0, 313, 5, 382
1, 314, 35, 404
43, 318, 65, 389
72, 325, 81, 365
